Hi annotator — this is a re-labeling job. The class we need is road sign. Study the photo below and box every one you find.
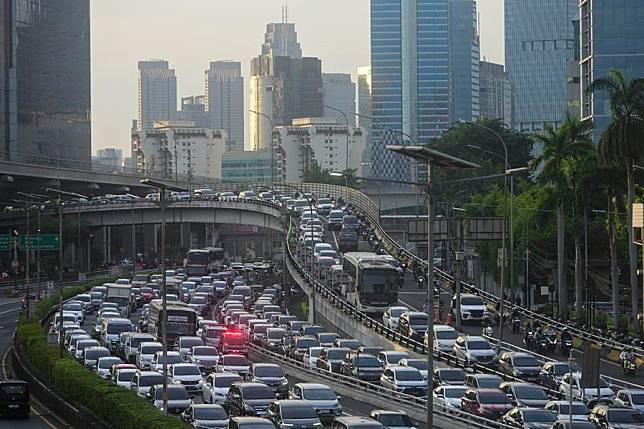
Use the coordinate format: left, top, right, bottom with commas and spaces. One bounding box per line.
19, 234, 60, 250
0, 234, 9, 251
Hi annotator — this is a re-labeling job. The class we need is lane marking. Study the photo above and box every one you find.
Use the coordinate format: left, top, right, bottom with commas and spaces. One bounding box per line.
0, 307, 22, 316
0, 298, 23, 307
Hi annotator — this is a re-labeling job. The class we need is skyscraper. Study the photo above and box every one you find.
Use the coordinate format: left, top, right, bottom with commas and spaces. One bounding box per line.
450, 0, 480, 122
137, 60, 177, 130
261, 22, 302, 59
370, 0, 450, 182
176, 96, 206, 128
505, 0, 578, 132
1, 0, 91, 166
205, 61, 244, 151
581, 0, 644, 141
479, 61, 513, 127
358, 66, 373, 172
322, 73, 356, 126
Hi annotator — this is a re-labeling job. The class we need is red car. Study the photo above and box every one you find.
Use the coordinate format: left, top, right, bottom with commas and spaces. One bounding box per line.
140, 287, 154, 303
461, 388, 513, 421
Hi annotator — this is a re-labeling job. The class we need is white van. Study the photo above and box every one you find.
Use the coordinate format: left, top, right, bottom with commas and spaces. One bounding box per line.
450, 293, 487, 323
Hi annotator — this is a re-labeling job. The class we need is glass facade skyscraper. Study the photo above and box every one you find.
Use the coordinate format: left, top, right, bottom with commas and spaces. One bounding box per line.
370, 0, 449, 182
581, 0, 644, 141
450, 0, 480, 123
505, 0, 578, 133
0, 0, 91, 166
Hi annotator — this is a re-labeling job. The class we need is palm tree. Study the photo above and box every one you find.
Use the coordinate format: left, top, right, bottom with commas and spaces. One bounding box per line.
589, 69, 644, 327
532, 113, 594, 319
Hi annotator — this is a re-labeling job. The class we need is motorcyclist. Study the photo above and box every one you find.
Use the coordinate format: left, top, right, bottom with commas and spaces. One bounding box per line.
620, 347, 635, 364
482, 318, 494, 336
524, 321, 533, 345
560, 328, 572, 344
534, 327, 546, 350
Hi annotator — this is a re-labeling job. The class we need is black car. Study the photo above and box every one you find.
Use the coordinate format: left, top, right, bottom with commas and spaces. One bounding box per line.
266, 400, 322, 429
500, 382, 549, 408
340, 353, 383, 382
498, 352, 541, 382
589, 405, 644, 429
338, 232, 358, 253
247, 364, 289, 399
288, 337, 319, 361
226, 382, 276, 417
0, 381, 29, 419
538, 361, 579, 391
262, 328, 288, 353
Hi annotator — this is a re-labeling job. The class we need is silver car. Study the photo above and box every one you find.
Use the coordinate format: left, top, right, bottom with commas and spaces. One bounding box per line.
148, 384, 192, 415
433, 385, 468, 410
289, 383, 342, 424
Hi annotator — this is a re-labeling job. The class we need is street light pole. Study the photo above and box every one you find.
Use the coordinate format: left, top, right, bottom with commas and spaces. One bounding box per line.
249, 110, 274, 186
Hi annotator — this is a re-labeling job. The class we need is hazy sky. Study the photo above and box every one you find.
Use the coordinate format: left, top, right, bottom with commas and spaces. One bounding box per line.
91, 0, 504, 155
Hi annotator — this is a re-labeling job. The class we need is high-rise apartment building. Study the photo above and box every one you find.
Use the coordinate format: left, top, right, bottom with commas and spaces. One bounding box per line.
94, 148, 123, 170
450, 0, 480, 122
358, 66, 373, 174
505, 0, 578, 133
137, 60, 177, 130
205, 61, 244, 151
176, 96, 207, 128
479, 61, 513, 127
0, 0, 91, 166
322, 73, 356, 126
370, 0, 450, 182
581, 0, 644, 141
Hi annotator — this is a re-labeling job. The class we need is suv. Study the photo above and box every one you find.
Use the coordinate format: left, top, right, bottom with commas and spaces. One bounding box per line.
451, 294, 487, 323
266, 400, 322, 429
289, 383, 342, 425
226, 382, 276, 417
123, 333, 155, 364
397, 311, 428, 341
247, 364, 289, 399
289, 337, 320, 361
500, 382, 549, 408
317, 347, 350, 373
452, 335, 497, 367
498, 352, 542, 382
379, 366, 426, 397
464, 373, 503, 390
327, 210, 344, 231
331, 417, 384, 429
460, 388, 513, 421
369, 410, 415, 429
340, 352, 383, 382
432, 368, 466, 388
588, 405, 644, 429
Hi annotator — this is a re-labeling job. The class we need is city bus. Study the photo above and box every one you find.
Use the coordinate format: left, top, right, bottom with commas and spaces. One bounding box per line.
342, 252, 400, 314
147, 302, 197, 347
184, 248, 225, 276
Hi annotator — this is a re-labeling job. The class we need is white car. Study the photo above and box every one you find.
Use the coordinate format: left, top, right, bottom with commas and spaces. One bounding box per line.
202, 372, 243, 405
187, 346, 220, 373
96, 356, 123, 379
216, 354, 250, 376
178, 336, 204, 361
114, 367, 138, 388
433, 385, 468, 410
398, 358, 428, 380
303, 347, 323, 368
558, 373, 614, 402
169, 363, 204, 394
452, 294, 487, 322
130, 370, 166, 397
613, 389, 644, 412
452, 335, 497, 367
63, 301, 85, 323
383, 306, 408, 330
313, 243, 333, 258
380, 365, 427, 397
544, 400, 591, 421
151, 351, 183, 372
136, 342, 163, 370
430, 325, 459, 353
148, 384, 192, 415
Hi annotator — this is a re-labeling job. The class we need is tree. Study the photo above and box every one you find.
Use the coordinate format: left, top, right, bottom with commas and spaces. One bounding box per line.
589, 69, 644, 327
303, 160, 359, 188
531, 113, 594, 319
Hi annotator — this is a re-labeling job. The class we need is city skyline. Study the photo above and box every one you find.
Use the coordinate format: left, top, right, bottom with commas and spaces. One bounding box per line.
91, 0, 504, 155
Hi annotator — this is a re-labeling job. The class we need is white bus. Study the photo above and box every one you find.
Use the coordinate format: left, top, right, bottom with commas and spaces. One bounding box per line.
342, 252, 400, 314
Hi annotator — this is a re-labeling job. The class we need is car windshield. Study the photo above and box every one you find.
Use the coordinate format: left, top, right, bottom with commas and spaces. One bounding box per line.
107, 323, 133, 335
522, 410, 557, 423
86, 349, 110, 360
439, 370, 465, 381
409, 315, 428, 325
194, 407, 228, 420
192, 296, 207, 304
396, 369, 423, 381
553, 363, 580, 375
214, 375, 241, 388
378, 414, 413, 427
467, 340, 492, 350
282, 405, 318, 419
479, 392, 510, 404
318, 334, 337, 342
385, 353, 407, 364
515, 386, 547, 400
156, 387, 189, 400
98, 358, 121, 369
243, 386, 274, 399
389, 308, 406, 317
302, 388, 336, 401
64, 303, 82, 311
327, 349, 348, 359
181, 339, 203, 349
405, 360, 427, 371
0, 384, 27, 395
360, 269, 398, 297
267, 330, 286, 340
558, 404, 589, 415
224, 334, 245, 345
296, 339, 319, 349
609, 409, 644, 423
141, 345, 162, 354
631, 393, 644, 405
514, 356, 540, 367
140, 374, 165, 387
318, 199, 332, 205
477, 377, 501, 388
157, 354, 182, 365
223, 356, 249, 366
356, 356, 381, 367
255, 366, 284, 378
118, 371, 135, 382
194, 347, 218, 356
444, 387, 467, 398
436, 330, 458, 340
461, 297, 484, 306
174, 366, 201, 376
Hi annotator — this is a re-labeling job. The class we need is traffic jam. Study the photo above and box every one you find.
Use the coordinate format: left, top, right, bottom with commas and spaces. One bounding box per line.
51, 191, 644, 429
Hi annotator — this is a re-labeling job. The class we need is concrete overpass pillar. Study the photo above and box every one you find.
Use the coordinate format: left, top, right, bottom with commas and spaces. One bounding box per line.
106, 226, 111, 263
142, 225, 156, 263
121, 225, 134, 260
180, 223, 191, 250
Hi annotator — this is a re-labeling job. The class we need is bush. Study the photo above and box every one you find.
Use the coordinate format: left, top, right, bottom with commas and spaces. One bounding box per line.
34, 277, 118, 320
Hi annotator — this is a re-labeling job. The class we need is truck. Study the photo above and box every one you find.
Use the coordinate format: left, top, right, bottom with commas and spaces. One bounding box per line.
105, 283, 132, 317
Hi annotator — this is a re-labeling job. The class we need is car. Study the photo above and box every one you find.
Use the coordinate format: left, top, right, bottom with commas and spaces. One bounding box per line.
82, 346, 111, 370
228, 417, 276, 429
327, 210, 344, 231
216, 354, 251, 376
433, 385, 468, 410
303, 347, 323, 368
451, 294, 487, 322
63, 328, 86, 348
398, 359, 428, 380
68, 333, 91, 355
301, 325, 326, 338
316, 332, 340, 348
377, 351, 409, 367
358, 346, 385, 357
178, 336, 205, 361
332, 416, 384, 429
380, 366, 426, 397
203, 373, 243, 405
452, 335, 497, 367
460, 388, 514, 421
247, 364, 289, 399
266, 400, 322, 429
74, 294, 94, 314
333, 339, 362, 351
613, 389, 644, 412
544, 401, 590, 421
433, 368, 466, 388
130, 370, 166, 397
498, 352, 542, 382
75, 339, 100, 362
226, 382, 276, 417
96, 356, 123, 379
263, 328, 288, 352
113, 366, 138, 388
431, 325, 459, 353
558, 373, 614, 403
289, 383, 342, 425
539, 361, 581, 392
151, 351, 183, 372
317, 347, 350, 373
340, 352, 383, 382
549, 422, 598, 429
397, 311, 428, 340
500, 382, 550, 408
316, 198, 334, 215
182, 403, 229, 429
289, 337, 320, 362
188, 346, 220, 373
147, 384, 192, 415
588, 405, 644, 429
501, 407, 558, 428
369, 410, 415, 429
123, 333, 155, 364
137, 342, 163, 370
0, 380, 30, 419
169, 363, 204, 395
464, 373, 503, 390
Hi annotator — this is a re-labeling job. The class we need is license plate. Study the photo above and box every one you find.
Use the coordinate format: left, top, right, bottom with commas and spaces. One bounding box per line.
8, 405, 19, 409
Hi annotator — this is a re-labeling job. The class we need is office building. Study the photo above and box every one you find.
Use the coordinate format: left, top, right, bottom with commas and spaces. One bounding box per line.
93, 148, 123, 170
322, 73, 356, 126
0, 0, 91, 166
261, 22, 302, 59
450, 0, 480, 122
479, 61, 513, 127
581, 0, 644, 140
132, 121, 226, 179
567, 17, 581, 117
357, 66, 373, 174
370, 0, 450, 182
222, 150, 273, 182
205, 61, 244, 151
176, 96, 206, 128
274, 117, 366, 183
137, 60, 177, 129
505, 0, 578, 132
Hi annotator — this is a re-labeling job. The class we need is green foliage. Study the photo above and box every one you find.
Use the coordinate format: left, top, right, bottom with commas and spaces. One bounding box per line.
34, 277, 118, 320
303, 160, 359, 188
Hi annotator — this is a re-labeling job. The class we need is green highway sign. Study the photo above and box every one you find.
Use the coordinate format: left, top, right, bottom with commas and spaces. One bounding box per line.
19, 234, 60, 251
0, 234, 9, 251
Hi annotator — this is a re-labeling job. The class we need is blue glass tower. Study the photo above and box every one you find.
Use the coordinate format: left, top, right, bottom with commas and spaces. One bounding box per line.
370, 0, 449, 182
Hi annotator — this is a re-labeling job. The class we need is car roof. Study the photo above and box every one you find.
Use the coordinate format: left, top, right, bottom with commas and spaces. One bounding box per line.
295, 383, 331, 390
372, 410, 407, 416
253, 363, 280, 368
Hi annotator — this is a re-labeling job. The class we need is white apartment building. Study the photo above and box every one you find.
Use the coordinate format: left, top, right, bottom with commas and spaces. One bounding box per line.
274, 118, 366, 183
132, 121, 227, 180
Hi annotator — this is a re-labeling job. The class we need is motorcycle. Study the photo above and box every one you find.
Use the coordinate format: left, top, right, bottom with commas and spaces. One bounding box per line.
417, 276, 425, 289
545, 331, 558, 353
523, 330, 534, 349
535, 338, 548, 354
483, 325, 494, 337
560, 337, 572, 356
511, 317, 521, 334
623, 358, 637, 376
